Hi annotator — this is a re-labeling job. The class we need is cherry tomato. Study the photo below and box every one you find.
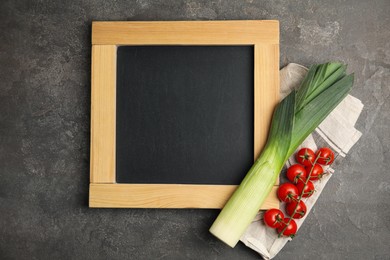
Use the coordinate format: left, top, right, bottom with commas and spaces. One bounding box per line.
286, 164, 307, 184
263, 209, 285, 229
285, 200, 307, 219
296, 180, 315, 198
305, 164, 324, 181
316, 147, 335, 165
277, 218, 297, 237
296, 148, 315, 166
277, 183, 299, 203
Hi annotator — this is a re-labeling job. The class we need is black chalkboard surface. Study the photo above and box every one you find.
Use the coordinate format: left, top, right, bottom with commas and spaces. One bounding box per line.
116, 46, 254, 185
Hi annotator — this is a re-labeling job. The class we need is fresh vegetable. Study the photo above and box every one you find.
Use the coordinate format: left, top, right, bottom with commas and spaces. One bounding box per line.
263, 209, 285, 228
296, 148, 315, 166
209, 63, 354, 247
316, 147, 335, 165
277, 218, 297, 237
286, 164, 307, 183
263, 148, 330, 237
262, 147, 333, 238
296, 180, 315, 198
305, 164, 324, 181
277, 183, 299, 203
285, 200, 307, 219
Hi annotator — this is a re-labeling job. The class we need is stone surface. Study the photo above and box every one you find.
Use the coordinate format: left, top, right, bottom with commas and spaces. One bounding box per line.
0, 0, 389, 259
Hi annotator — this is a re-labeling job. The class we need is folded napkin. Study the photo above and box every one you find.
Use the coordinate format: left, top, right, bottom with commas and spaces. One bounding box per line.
240, 63, 364, 259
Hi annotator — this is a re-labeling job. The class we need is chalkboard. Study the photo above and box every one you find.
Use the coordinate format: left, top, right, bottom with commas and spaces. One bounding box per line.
116, 46, 254, 185
89, 21, 280, 209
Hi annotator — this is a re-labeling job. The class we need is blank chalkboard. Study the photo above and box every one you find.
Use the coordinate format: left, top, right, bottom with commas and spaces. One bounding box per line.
116, 46, 254, 185
89, 21, 280, 209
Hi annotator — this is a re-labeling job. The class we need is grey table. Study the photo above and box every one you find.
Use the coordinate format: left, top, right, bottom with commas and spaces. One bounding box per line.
1, 1, 389, 259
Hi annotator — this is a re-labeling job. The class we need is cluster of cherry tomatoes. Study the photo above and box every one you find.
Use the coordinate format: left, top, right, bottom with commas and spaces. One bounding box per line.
263, 147, 335, 237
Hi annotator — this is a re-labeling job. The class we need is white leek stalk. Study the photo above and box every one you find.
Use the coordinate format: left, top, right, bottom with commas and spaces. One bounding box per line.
209, 62, 354, 247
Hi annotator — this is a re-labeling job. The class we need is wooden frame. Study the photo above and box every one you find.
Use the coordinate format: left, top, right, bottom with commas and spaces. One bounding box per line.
90, 21, 280, 209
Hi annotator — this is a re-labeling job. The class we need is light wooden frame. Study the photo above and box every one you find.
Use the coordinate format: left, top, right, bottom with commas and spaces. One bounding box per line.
90, 21, 280, 209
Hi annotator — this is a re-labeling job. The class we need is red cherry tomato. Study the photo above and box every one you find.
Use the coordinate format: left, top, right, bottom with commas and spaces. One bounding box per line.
277, 183, 299, 203
296, 148, 315, 166
296, 180, 315, 198
286, 164, 307, 183
305, 164, 324, 181
263, 209, 285, 229
316, 147, 335, 165
277, 218, 297, 237
285, 200, 307, 219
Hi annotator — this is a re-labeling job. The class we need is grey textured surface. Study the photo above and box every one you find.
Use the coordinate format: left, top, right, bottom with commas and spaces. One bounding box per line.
0, 0, 389, 259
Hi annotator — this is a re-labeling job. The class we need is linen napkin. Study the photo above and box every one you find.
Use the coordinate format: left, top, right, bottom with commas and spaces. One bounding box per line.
240, 63, 364, 259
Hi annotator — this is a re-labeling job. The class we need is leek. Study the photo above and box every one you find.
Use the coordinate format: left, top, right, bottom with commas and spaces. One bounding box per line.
209, 62, 354, 247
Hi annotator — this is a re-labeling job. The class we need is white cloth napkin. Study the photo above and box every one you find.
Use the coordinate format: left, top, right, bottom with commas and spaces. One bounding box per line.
240, 63, 364, 259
